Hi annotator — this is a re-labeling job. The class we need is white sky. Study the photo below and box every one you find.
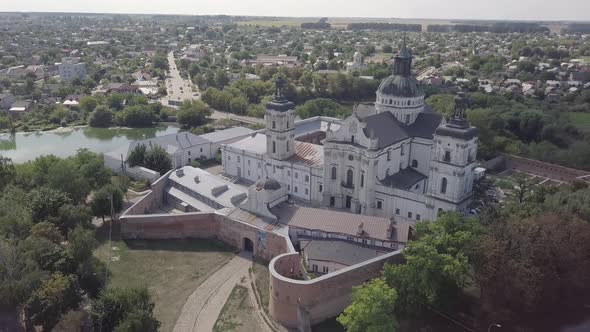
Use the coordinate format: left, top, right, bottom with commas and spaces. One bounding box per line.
1, 0, 589, 21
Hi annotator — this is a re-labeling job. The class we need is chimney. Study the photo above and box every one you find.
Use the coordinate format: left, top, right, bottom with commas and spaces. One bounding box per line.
194, 176, 200, 183
176, 169, 184, 177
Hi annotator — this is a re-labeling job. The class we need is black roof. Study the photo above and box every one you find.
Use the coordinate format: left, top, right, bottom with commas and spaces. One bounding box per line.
362, 108, 443, 149
380, 167, 427, 190
377, 75, 424, 98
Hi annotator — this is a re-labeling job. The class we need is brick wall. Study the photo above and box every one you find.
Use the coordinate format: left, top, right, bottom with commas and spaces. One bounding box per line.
269, 250, 404, 328
504, 154, 590, 183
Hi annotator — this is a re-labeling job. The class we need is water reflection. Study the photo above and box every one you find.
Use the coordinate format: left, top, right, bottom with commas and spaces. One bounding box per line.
0, 125, 180, 163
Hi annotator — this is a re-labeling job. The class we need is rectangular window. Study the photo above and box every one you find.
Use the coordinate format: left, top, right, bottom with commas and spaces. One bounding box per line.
323, 266, 329, 273
312, 264, 318, 272
188, 158, 191, 163
248, 160, 251, 165
295, 172, 298, 179
416, 214, 421, 221
188, 151, 191, 156
237, 156, 241, 162
408, 212, 413, 218
319, 184, 322, 192
395, 208, 400, 215
258, 162, 261, 169
287, 185, 290, 191
305, 188, 309, 195
361, 173, 364, 187
287, 170, 290, 176
294, 186, 298, 193
200, 148, 203, 152
228, 156, 231, 160
377, 201, 383, 209
247, 170, 250, 176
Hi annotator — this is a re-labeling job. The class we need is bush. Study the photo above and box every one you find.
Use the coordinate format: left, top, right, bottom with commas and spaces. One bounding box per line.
88, 106, 113, 127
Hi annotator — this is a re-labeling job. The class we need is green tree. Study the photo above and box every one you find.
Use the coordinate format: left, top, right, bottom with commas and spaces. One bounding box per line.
177, 100, 211, 127
88, 105, 114, 127
295, 98, 348, 119
384, 213, 482, 314
79, 96, 98, 113
426, 94, 455, 117
121, 106, 154, 127
0, 156, 16, 190
337, 278, 398, 332
68, 226, 98, 263
0, 239, 47, 307
30, 221, 64, 244
229, 96, 248, 115
90, 287, 160, 332
28, 187, 71, 223
25, 273, 82, 331
46, 160, 91, 203
91, 185, 124, 222
144, 145, 173, 175
106, 93, 125, 111
127, 144, 147, 167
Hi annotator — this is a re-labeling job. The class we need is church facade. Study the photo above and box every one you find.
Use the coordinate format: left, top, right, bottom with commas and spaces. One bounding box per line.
222, 42, 479, 223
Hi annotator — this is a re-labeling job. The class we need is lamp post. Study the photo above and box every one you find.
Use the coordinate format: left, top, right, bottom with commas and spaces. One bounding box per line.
488, 323, 501, 332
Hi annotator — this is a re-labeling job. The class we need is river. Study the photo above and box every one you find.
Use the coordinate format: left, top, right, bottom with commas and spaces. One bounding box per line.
0, 125, 180, 163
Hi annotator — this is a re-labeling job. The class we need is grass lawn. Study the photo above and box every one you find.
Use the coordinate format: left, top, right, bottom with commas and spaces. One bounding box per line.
94, 228, 235, 332
213, 285, 262, 332
251, 258, 270, 314
567, 112, 590, 133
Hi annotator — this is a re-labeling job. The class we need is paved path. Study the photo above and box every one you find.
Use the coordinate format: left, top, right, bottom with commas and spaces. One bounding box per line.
173, 252, 253, 332
161, 51, 197, 107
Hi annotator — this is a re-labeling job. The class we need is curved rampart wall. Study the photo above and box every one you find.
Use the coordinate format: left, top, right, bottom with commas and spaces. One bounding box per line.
269, 250, 404, 328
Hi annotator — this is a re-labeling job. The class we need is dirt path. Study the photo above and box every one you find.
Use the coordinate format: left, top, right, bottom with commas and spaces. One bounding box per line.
172, 252, 252, 332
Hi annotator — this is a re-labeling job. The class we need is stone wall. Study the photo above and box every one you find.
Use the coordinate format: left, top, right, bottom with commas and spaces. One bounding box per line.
504, 154, 590, 183
121, 170, 172, 215
269, 250, 404, 328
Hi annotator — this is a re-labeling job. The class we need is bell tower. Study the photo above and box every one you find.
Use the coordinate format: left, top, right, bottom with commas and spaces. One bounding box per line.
265, 76, 296, 161
427, 92, 479, 217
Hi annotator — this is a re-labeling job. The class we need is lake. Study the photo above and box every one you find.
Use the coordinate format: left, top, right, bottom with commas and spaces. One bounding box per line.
0, 126, 180, 163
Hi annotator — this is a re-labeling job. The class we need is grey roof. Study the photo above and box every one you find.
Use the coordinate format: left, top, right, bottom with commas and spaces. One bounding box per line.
377, 75, 424, 98
256, 178, 282, 191
226, 133, 267, 155
168, 167, 248, 209
363, 108, 443, 149
129, 132, 209, 155
294, 116, 342, 138
301, 239, 381, 266
380, 167, 427, 190
435, 124, 479, 140
198, 127, 254, 143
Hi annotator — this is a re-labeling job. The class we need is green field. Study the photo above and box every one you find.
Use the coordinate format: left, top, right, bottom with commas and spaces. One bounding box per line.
94, 231, 235, 332
567, 112, 590, 132
213, 285, 262, 332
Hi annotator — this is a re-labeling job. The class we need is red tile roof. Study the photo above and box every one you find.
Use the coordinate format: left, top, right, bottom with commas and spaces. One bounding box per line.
290, 142, 324, 167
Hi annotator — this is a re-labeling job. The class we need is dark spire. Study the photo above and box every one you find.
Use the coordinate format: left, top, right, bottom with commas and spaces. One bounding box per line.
266, 75, 294, 112
448, 92, 470, 129
393, 33, 412, 77
274, 76, 286, 102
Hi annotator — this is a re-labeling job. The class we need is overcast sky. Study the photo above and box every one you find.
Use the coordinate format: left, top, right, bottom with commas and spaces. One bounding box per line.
1, 0, 589, 21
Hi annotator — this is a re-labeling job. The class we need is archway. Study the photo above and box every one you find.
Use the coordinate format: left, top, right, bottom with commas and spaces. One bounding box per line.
243, 237, 254, 252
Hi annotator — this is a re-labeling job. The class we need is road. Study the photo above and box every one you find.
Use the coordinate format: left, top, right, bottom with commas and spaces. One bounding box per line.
161, 51, 198, 107
172, 252, 270, 332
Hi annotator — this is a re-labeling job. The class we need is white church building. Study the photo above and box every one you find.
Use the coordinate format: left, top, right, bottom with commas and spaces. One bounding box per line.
222, 42, 479, 223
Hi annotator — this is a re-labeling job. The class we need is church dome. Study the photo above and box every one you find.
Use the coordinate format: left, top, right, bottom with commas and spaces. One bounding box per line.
377, 75, 424, 98
255, 178, 282, 191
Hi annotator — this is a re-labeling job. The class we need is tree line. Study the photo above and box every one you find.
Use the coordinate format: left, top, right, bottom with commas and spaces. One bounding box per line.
0, 151, 160, 331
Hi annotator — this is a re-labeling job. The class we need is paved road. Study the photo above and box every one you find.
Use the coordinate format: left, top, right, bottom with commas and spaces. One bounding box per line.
161, 51, 198, 107
172, 252, 254, 332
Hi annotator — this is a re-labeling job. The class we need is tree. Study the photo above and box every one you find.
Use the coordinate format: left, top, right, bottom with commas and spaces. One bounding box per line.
90, 287, 160, 332
337, 278, 398, 332
28, 187, 71, 223
127, 144, 147, 167
177, 100, 211, 127
144, 145, 172, 175
79, 96, 98, 113
120, 106, 154, 127
295, 98, 348, 119
106, 93, 125, 111
383, 213, 482, 314
0, 156, 16, 190
91, 185, 124, 222
426, 94, 455, 117
46, 160, 91, 203
75, 149, 111, 189
24, 273, 82, 331
229, 96, 248, 115
30, 222, 64, 244
68, 226, 98, 263
88, 106, 113, 127
0, 239, 47, 307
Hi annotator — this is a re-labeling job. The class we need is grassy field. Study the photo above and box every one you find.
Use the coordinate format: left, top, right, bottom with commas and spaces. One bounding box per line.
567, 112, 590, 133
252, 258, 270, 314
94, 229, 235, 332
213, 285, 262, 332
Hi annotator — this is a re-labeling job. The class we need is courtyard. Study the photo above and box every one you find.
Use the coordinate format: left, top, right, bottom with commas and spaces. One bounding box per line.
94, 226, 236, 332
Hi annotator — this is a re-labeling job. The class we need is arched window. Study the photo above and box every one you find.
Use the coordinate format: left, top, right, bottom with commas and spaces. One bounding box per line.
400, 143, 405, 156
286, 141, 290, 152
407, 100, 411, 106
331, 167, 337, 180
411, 159, 418, 168
272, 120, 276, 129
405, 114, 410, 124
387, 150, 391, 161
360, 172, 365, 187
272, 141, 276, 154
444, 151, 451, 162
440, 177, 448, 194
346, 169, 354, 187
